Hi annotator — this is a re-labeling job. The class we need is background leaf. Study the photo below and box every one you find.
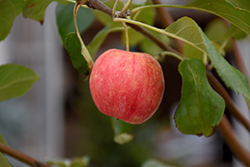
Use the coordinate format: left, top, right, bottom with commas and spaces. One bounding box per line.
0, 135, 12, 167
204, 18, 232, 51
175, 58, 225, 137
112, 118, 133, 144
165, 17, 250, 108
47, 156, 90, 167
0, 153, 13, 167
141, 159, 172, 167
0, 0, 25, 41
0, 64, 40, 102
65, 33, 90, 76
224, 24, 247, 40
0, 135, 7, 146
140, 30, 170, 56
70, 157, 90, 167
56, 3, 95, 43
87, 25, 111, 57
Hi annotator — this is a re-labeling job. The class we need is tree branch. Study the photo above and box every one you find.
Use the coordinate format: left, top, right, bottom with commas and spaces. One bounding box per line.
207, 71, 250, 132
218, 115, 250, 166
0, 144, 49, 167
232, 39, 249, 80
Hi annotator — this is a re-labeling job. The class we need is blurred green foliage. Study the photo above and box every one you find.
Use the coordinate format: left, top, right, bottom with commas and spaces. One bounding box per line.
65, 78, 165, 167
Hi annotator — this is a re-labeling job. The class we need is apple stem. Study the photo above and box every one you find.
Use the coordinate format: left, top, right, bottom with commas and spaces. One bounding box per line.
122, 22, 130, 51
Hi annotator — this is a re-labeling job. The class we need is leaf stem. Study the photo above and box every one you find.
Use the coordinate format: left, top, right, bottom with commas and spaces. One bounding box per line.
113, 18, 190, 54
219, 37, 229, 54
121, 0, 133, 14
0, 144, 49, 167
130, 4, 186, 15
158, 51, 183, 61
112, 0, 120, 17
207, 71, 250, 133
73, 3, 94, 70
218, 115, 250, 166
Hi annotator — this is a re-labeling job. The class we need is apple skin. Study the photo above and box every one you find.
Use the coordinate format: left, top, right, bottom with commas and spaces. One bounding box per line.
89, 49, 165, 124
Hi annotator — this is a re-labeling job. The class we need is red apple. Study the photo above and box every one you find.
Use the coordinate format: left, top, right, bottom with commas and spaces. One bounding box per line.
89, 49, 165, 124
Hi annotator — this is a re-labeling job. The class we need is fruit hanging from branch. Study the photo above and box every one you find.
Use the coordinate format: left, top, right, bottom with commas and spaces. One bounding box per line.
90, 49, 165, 124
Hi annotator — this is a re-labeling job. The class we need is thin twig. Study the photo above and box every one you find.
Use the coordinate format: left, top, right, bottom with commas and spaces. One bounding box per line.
151, 0, 183, 52
207, 71, 250, 132
218, 115, 250, 166
87, 0, 112, 16
86, 0, 180, 55
0, 144, 49, 167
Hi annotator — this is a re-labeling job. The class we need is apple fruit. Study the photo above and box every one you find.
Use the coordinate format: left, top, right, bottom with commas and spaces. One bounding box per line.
89, 49, 165, 124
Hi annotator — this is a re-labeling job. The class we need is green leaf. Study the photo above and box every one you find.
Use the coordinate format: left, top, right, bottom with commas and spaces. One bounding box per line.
224, 24, 247, 40
56, 3, 95, 43
204, 18, 232, 51
70, 157, 90, 167
184, 0, 250, 35
87, 25, 125, 57
65, 33, 90, 76
0, 64, 40, 101
47, 156, 90, 167
22, 0, 53, 22
141, 159, 172, 167
205, 19, 228, 43
87, 25, 110, 57
175, 58, 225, 137
165, 17, 250, 108
0, 153, 13, 167
0, 136, 13, 167
165, 17, 207, 53
203, 33, 250, 107
47, 161, 66, 167
112, 118, 134, 144
229, 0, 250, 11
0, 136, 7, 146
140, 30, 170, 56
182, 43, 204, 61
0, 0, 25, 41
